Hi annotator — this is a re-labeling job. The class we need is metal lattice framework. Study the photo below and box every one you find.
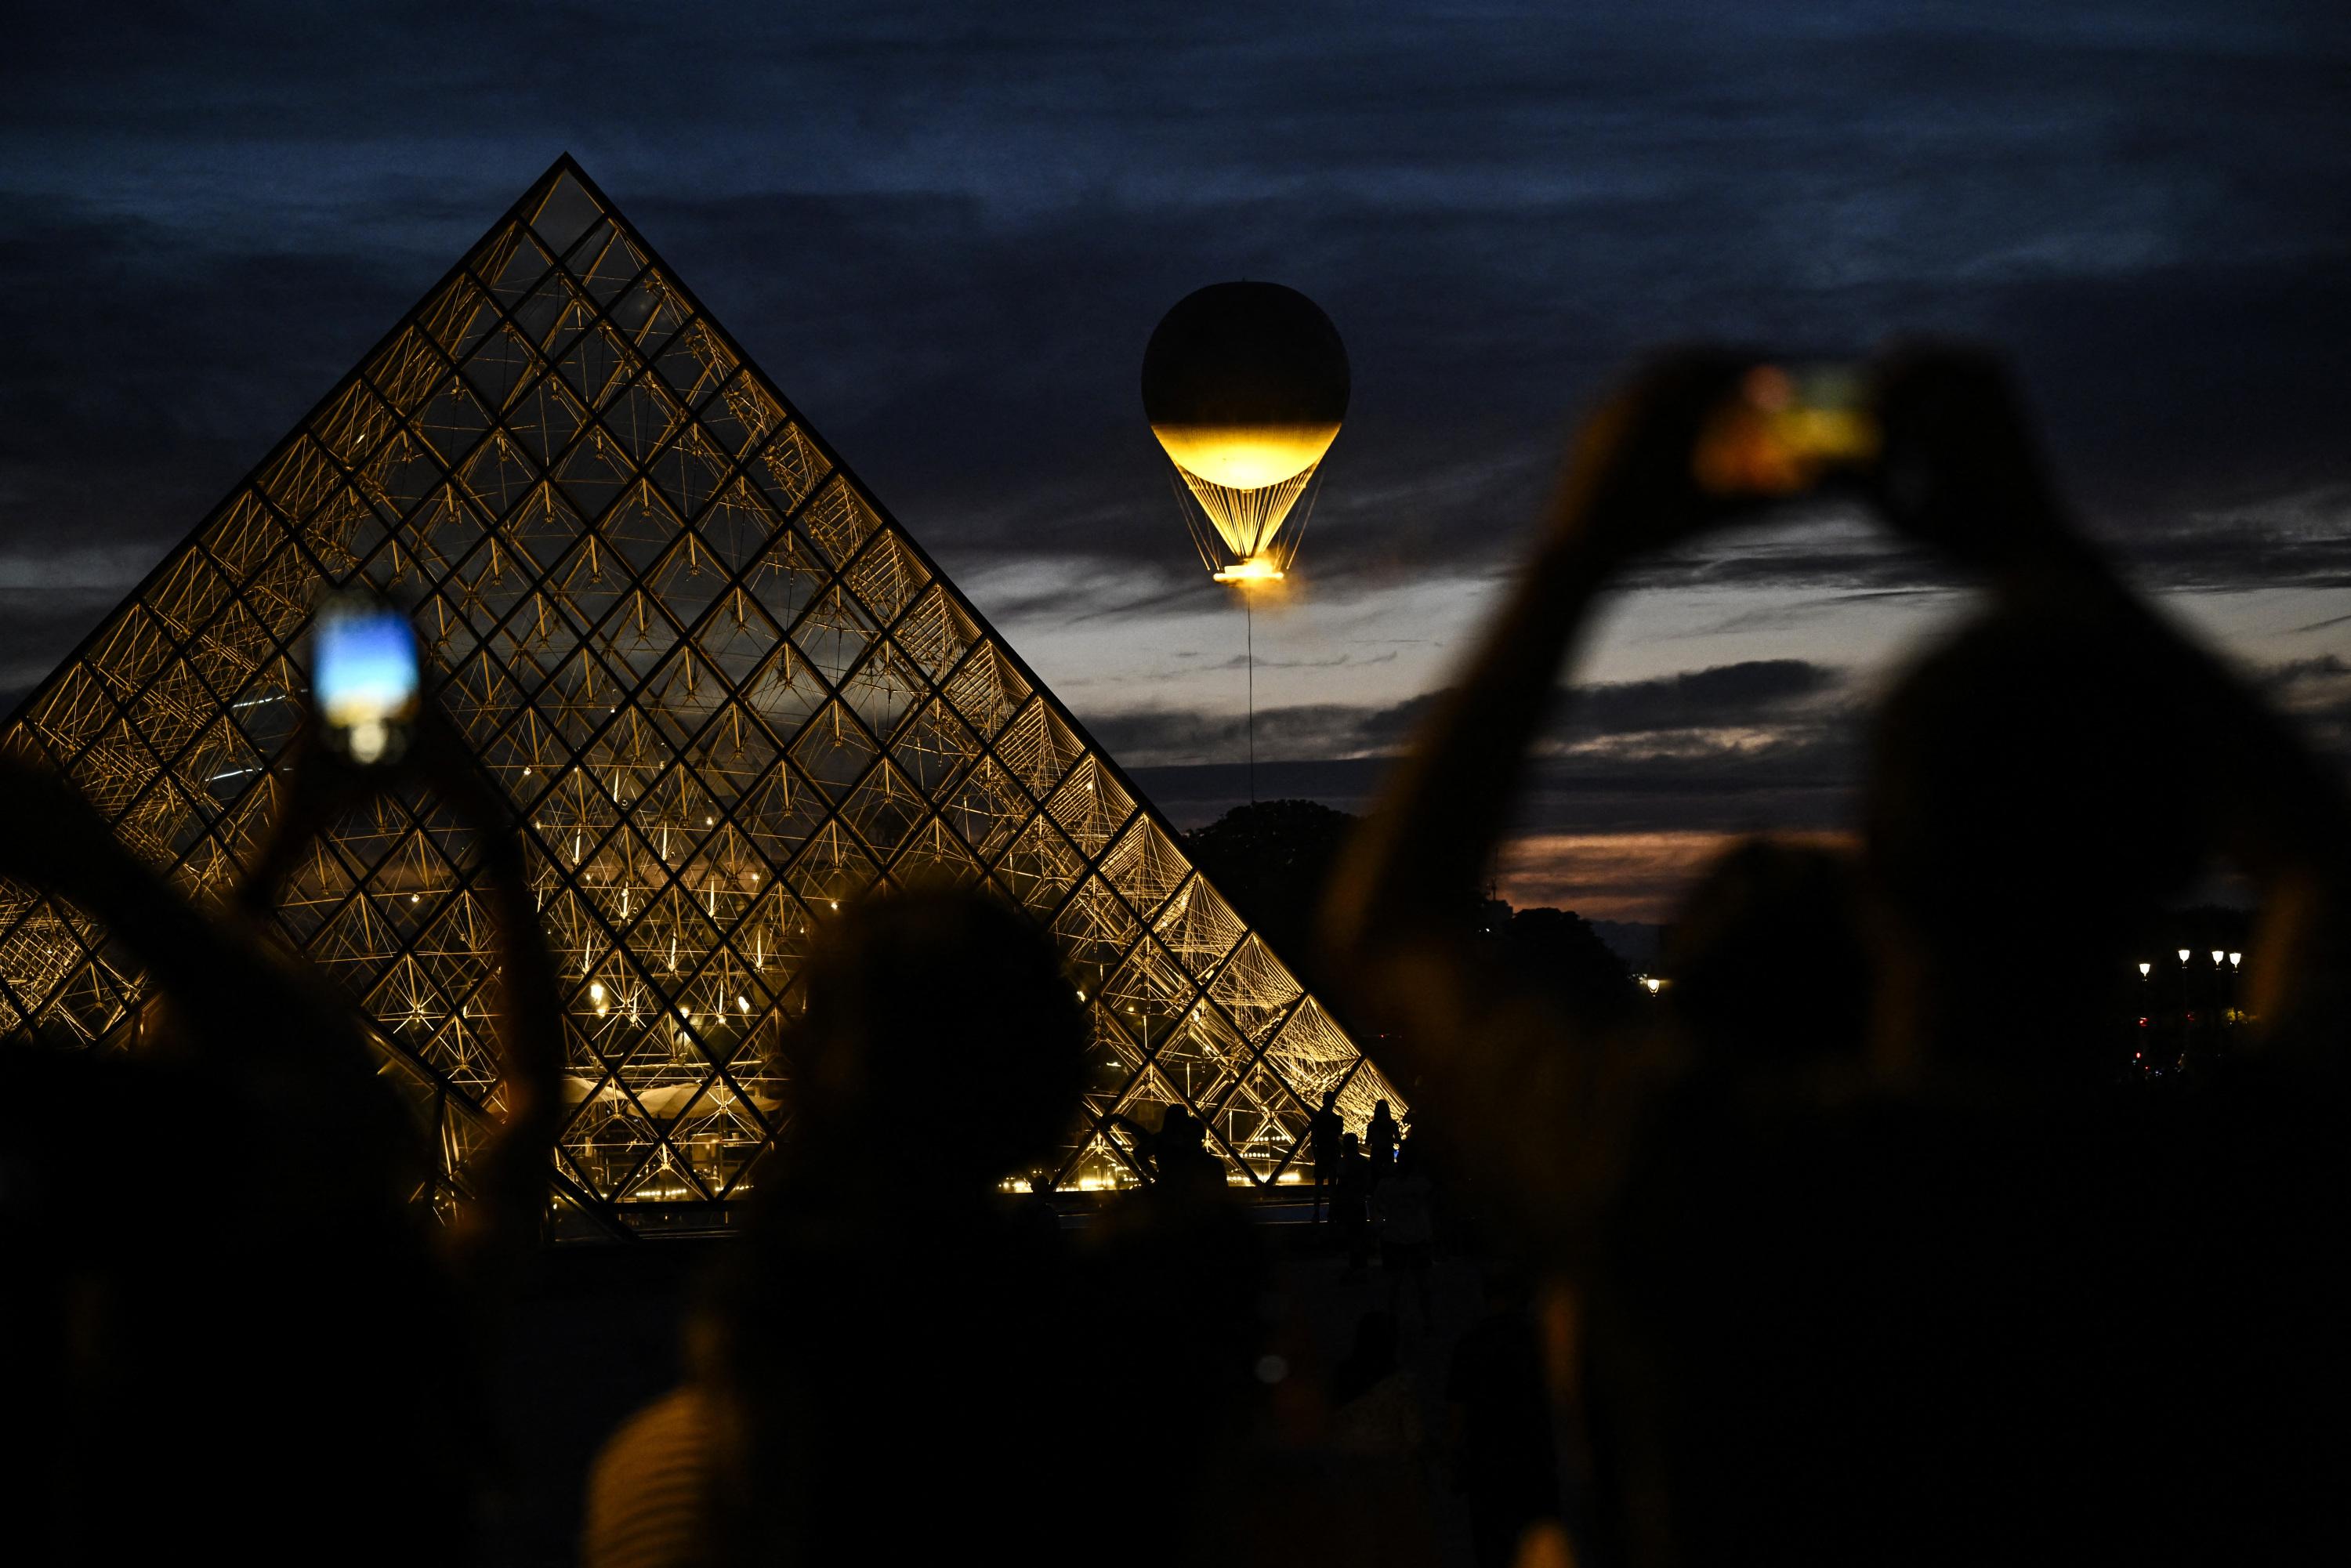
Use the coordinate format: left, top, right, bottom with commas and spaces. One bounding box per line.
0, 158, 1403, 1229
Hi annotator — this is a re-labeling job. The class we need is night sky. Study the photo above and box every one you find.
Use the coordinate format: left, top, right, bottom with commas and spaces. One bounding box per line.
5, 2, 2346, 920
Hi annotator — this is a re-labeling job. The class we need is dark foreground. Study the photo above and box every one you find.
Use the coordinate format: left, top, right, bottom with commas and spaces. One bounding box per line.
491, 1208, 1494, 1567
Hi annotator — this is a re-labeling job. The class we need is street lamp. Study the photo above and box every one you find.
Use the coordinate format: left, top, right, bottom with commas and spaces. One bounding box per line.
2211, 950, 2225, 967
2176, 948, 2191, 965
2137, 961, 2151, 978
2228, 951, 2242, 968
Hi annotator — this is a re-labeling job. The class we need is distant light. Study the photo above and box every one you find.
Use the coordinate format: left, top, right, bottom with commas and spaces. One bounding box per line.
2177, 948, 2191, 965
2137, 961, 2152, 978
737, 995, 750, 1013
409, 893, 420, 904
2211, 950, 2226, 967
705, 816, 714, 827
589, 982, 606, 1003
2229, 951, 2243, 966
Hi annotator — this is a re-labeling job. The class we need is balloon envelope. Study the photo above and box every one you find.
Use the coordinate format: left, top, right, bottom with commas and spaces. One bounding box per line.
1143, 282, 1349, 578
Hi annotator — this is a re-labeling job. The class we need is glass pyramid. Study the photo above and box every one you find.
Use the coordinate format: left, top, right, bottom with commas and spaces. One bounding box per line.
0, 158, 1403, 1230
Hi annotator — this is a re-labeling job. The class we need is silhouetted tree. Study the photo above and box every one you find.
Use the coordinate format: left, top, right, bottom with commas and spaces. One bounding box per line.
1493, 905, 1636, 1026
1179, 799, 1359, 988
1182, 800, 1633, 1026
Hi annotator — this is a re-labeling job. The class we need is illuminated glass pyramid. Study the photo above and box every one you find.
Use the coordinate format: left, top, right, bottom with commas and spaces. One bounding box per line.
0, 158, 1402, 1228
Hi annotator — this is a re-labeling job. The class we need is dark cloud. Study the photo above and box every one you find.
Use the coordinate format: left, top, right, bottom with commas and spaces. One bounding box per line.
1091, 657, 1845, 766
0, 197, 422, 559
2257, 654, 2350, 689
2254, 651, 2351, 762
1108, 632, 2351, 839
1094, 657, 1857, 838
1, 1, 2345, 784
1569, 658, 1840, 737
1124, 716, 1859, 838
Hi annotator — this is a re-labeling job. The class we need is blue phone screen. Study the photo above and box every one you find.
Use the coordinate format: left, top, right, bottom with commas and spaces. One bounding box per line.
315, 606, 419, 761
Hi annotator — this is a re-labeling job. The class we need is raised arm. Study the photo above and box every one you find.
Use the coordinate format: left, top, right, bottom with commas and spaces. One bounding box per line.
1320, 353, 1765, 1229
0, 759, 266, 1027
242, 699, 571, 1272
0, 754, 422, 1220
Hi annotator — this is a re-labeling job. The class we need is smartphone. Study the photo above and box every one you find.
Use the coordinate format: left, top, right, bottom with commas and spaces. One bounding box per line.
312, 594, 421, 766
1692, 362, 1881, 498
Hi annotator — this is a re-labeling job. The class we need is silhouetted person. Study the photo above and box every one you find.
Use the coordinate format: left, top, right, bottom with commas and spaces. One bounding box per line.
1111, 1102, 1227, 1200
1321, 346, 2351, 1563
1019, 1169, 1065, 1247
1308, 1088, 1346, 1222
584, 1271, 734, 1568
0, 701, 560, 1567
1365, 1099, 1400, 1170
1662, 836, 1871, 1073
1333, 1132, 1374, 1277
683, 891, 1088, 1564
1447, 1268, 1561, 1568
1372, 1139, 1436, 1331
596, 889, 1262, 1568
1859, 348, 2346, 1074
1154, 1103, 1229, 1197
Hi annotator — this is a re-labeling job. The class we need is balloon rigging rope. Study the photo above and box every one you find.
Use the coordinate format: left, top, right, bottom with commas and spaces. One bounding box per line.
1275, 465, 1328, 574
1172, 463, 1319, 561
1166, 469, 1226, 578
1161, 458, 1339, 806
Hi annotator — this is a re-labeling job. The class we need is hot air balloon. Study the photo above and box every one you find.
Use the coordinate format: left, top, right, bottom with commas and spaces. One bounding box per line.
1142, 281, 1349, 585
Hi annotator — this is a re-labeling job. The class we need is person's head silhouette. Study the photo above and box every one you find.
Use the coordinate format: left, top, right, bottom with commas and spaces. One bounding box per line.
1866, 606, 2215, 1080
785, 887, 1087, 1193
1665, 836, 1869, 1070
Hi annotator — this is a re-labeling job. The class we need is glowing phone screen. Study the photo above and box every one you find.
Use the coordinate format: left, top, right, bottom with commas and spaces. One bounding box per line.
314, 602, 419, 764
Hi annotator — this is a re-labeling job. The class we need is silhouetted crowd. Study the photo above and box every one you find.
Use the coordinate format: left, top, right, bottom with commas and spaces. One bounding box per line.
2, 349, 2345, 1566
